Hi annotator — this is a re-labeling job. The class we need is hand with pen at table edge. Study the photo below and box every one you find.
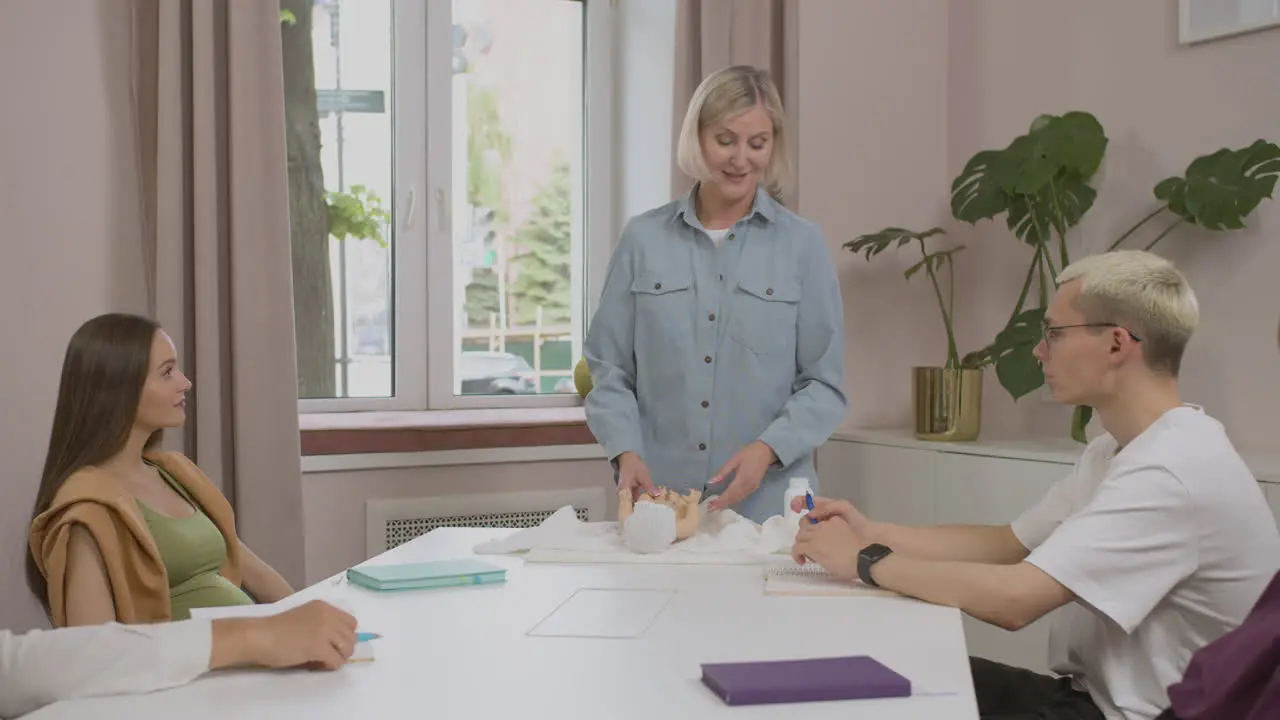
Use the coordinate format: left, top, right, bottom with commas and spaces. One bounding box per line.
211, 600, 358, 671
788, 493, 1058, 631
788, 496, 873, 580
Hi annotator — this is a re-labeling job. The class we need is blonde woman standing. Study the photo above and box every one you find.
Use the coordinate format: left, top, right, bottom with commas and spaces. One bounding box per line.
584, 65, 847, 523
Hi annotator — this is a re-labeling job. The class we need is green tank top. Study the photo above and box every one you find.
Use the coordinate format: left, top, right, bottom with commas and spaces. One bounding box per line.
137, 463, 254, 620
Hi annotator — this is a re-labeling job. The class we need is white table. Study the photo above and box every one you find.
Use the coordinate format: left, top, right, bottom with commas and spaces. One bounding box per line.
30, 528, 979, 719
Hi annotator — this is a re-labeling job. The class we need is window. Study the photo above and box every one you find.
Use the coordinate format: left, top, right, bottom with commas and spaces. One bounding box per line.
283, 0, 616, 412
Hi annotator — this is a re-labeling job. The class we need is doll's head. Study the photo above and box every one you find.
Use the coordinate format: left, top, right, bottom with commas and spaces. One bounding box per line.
617, 486, 702, 552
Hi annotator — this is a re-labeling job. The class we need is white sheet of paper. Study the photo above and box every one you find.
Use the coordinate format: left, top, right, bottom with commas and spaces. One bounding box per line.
188, 604, 279, 620
189, 593, 355, 620
349, 642, 376, 664
526, 588, 675, 638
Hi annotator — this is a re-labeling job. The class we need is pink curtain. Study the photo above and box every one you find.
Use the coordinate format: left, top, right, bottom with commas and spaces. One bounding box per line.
130, 0, 307, 586
671, 0, 799, 205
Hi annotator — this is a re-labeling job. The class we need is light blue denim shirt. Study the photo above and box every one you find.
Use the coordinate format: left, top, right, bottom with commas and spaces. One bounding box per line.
584, 185, 847, 522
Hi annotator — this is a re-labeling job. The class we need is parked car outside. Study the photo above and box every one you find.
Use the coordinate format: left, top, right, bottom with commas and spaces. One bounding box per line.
459, 351, 537, 395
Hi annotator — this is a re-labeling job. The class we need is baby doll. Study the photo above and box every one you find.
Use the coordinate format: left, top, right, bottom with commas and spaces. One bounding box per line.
617, 486, 702, 553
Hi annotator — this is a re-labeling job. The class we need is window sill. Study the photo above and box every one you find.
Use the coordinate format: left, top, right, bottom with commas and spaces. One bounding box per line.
299, 407, 596, 456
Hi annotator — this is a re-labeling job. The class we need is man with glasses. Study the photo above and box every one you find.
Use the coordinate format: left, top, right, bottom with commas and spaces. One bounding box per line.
792, 250, 1280, 720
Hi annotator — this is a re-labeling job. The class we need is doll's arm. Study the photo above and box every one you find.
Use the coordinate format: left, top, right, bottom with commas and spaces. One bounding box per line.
617, 486, 636, 524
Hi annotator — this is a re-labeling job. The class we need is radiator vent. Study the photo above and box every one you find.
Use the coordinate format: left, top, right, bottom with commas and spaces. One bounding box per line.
365, 487, 609, 557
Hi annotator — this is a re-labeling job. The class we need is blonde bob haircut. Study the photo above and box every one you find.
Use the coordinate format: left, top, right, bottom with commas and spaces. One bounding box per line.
1057, 249, 1200, 377
675, 65, 793, 201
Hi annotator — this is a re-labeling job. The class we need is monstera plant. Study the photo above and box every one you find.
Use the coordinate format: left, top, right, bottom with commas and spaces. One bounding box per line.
950, 112, 1109, 441
1109, 139, 1280, 251
858, 110, 1280, 442
961, 117, 1279, 441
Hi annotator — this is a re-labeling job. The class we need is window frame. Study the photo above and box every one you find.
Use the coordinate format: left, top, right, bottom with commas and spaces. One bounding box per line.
300, 0, 617, 414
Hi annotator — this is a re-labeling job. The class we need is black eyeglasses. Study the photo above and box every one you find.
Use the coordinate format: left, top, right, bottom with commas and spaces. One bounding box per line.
1041, 323, 1142, 344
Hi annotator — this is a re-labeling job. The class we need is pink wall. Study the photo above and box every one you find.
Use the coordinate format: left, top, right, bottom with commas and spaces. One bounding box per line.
800, 0, 1280, 451
0, 0, 149, 632
796, 0, 953, 431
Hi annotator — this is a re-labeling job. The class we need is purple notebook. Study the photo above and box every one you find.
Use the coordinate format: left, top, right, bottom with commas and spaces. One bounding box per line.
700, 655, 911, 706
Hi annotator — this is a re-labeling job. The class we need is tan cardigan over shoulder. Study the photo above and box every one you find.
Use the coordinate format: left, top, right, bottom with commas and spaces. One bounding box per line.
28, 451, 244, 627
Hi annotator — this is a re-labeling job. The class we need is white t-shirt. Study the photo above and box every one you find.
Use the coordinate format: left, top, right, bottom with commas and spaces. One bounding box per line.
705, 227, 731, 247
1011, 405, 1280, 720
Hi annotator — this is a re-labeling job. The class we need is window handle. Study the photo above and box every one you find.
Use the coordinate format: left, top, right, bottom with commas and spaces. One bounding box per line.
402, 186, 417, 230
436, 187, 448, 233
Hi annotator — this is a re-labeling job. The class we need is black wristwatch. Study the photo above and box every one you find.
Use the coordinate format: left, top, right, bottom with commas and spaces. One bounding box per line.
857, 543, 893, 587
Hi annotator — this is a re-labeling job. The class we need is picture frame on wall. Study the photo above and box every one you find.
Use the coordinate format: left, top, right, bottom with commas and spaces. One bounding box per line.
1180, 0, 1280, 44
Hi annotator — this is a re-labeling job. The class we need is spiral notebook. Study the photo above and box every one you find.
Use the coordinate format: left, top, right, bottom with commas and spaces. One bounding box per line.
764, 564, 897, 597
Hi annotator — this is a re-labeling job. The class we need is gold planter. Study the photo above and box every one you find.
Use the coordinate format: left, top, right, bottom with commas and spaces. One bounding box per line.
912, 367, 983, 442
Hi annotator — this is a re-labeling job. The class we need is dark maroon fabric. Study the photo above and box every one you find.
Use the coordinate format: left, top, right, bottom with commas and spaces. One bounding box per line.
1166, 569, 1280, 720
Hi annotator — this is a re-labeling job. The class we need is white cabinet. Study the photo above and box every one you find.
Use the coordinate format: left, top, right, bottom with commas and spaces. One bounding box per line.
815, 430, 1280, 676
817, 440, 936, 526
931, 453, 1068, 674
1266, 484, 1280, 528
932, 453, 1065, 525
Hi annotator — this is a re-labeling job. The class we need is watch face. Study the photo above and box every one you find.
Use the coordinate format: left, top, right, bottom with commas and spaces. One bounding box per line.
862, 543, 891, 561
857, 543, 891, 588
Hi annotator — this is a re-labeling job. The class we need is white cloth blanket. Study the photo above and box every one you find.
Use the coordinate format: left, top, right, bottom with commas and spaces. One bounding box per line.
473, 503, 802, 565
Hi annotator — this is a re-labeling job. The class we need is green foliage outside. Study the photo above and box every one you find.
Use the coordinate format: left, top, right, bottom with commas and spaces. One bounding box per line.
327, 184, 389, 246
510, 159, 573, 326
464, 84, 512, 326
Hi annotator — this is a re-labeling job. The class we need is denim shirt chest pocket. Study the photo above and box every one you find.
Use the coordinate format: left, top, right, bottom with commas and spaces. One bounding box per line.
630, 263, 695, 354
729, 270, 801, 356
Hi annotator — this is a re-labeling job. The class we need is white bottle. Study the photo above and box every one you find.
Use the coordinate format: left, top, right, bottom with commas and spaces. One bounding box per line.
783, 477, 812, 522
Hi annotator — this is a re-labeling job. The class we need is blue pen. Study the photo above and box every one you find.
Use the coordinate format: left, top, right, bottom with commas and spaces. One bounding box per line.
356, 632, 381, 642
804, 491, 818, 524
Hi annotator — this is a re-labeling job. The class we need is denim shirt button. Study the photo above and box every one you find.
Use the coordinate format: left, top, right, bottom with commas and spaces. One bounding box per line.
704, 355, 712, 364
698, 443, 707, 451
766, 288, 774, 296
654, 282, 662, 290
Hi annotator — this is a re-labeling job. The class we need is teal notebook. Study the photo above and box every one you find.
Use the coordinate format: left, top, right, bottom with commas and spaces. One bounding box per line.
346, 559, 507, 592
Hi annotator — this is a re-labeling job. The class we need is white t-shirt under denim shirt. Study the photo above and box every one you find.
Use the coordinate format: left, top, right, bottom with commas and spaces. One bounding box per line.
1012, 405, 1280, 720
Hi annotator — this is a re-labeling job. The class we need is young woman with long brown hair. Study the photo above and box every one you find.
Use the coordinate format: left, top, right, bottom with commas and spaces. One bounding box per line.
28, 313, 293, 626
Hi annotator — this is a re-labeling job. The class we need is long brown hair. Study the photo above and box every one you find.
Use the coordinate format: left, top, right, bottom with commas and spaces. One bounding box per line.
27, 313, 164, 612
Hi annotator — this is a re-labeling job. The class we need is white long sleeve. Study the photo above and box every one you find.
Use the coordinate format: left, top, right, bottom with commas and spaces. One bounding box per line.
0, 619, 212, 718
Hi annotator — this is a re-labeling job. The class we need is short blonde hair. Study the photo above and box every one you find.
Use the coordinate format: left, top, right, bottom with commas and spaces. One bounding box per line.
1057, 250, 1199, 376
675, 65, 792, 200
